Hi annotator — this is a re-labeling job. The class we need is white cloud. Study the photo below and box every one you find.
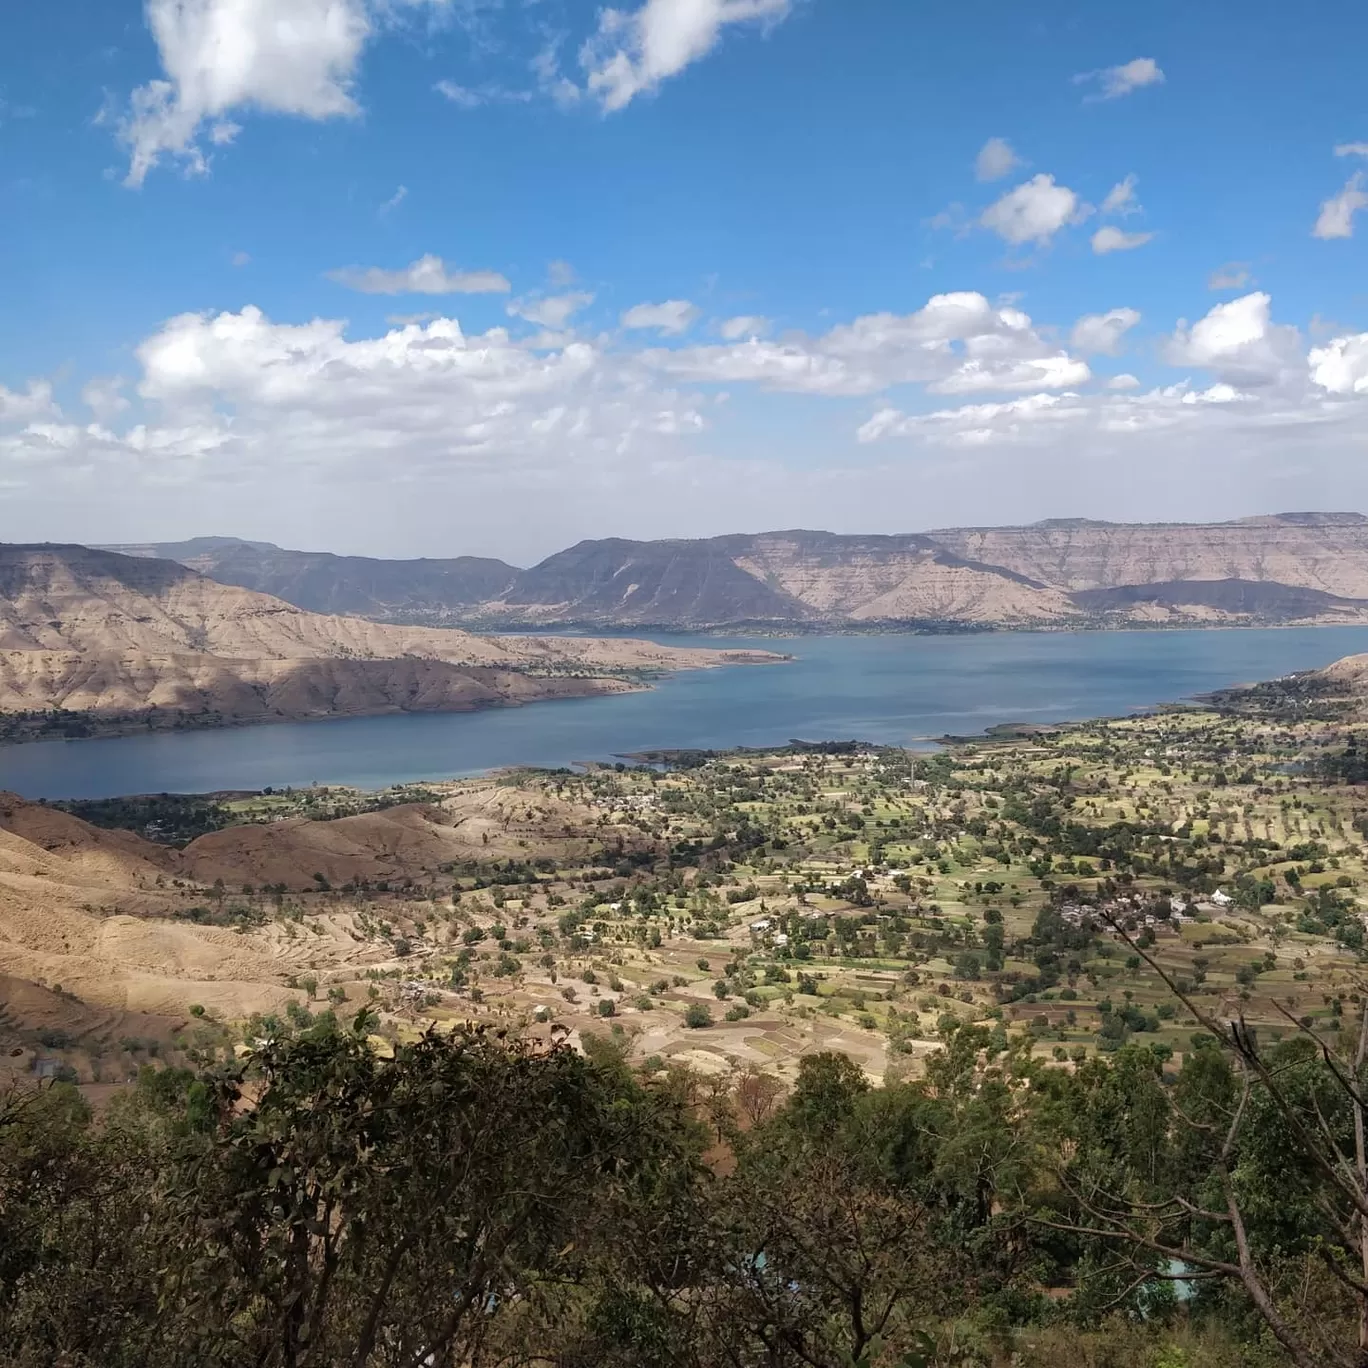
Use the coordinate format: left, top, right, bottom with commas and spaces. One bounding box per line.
974, 137, 1021, 182
1208, 262, 1251, 290
1335, 143, 1368, 159
435, 80, 482, 108
532, 45, 583, 109
0, 381, 57, 423
1091, 225, 1154, 254
10, 287, 1368, 559
1165, 291, 1301, 385
434, 79, 533, 109
980, 174, 1088, 247
1074, 57, 1165, 101
1314, 173, 1368, 239
581, 0, 793, 113
508, 292, 595, 328
1100, 174, 1139, 215
118, 0, 453, 184
650, 291, 1090, 397
1309, 333, 1368, 395
230, 249, 251, 267
547, 259, 578, 287
856, 378, 1278, 452
81, 377, 131, 422
718, 314, 770, 340
121, 0, 372, 185
858, 392, 1086, 446
621, 299, 701, 334
931, 354, 1091, 395
379, 184, 408, 215
327, 255, 511, 295
1071, 307, 1141, 355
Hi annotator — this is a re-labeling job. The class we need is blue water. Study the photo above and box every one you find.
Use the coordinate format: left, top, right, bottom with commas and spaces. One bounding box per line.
3, 627, 1367, 800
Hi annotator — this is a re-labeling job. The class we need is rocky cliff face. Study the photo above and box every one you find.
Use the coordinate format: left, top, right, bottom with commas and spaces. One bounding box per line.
0, 545, 779, 737
109, 513, 1368, 631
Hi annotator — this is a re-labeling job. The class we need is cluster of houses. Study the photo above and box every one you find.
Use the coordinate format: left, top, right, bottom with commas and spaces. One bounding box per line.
1058, 887, 1236, 934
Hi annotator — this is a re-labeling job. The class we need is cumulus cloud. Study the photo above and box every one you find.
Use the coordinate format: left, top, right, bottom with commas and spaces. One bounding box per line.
1071, 308, 1141, 355
718, 315, 770, 340
0, 381, 58, 423
974, 137, 1021, 182
1166, 291, 1301, 385
649, 292, 1091, 397
980, 174, 1089, 247
80, 377, 131, 422
581, 0, 793, 113
121, 0, 368, 185
931, 354, 1091, 395
1309, 333, 1368, 395
118, 0, 454, 185
1091, 225, 1154, 254
621, 299, 701, 334
1074, 57, 1165, 100
1208, 262, 1251, 290
1314, 173, 1368, 239
327, 255, 511, 295
8, 286, 1368, 557
120, 305, 709, 466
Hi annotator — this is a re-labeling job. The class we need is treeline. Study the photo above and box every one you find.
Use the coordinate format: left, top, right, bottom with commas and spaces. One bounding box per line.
6, 994, 1368, 1368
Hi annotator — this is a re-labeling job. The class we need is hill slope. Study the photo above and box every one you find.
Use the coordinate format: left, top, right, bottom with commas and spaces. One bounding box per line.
119, 515, 1368, 630
102, 537, 518, 619
0, 545, 779, 740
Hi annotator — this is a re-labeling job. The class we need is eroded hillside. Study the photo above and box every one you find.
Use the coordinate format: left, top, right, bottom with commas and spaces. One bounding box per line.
0, 544, 781, 739
118, 512, 1368, 630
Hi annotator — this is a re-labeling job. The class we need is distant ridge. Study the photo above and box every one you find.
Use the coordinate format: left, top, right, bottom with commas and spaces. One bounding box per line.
105, 513, 1368, 631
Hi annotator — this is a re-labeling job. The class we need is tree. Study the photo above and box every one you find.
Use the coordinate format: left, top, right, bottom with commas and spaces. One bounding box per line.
734, 1065, 784, 1127
684, 1004, 713, 1029
1037, 911, 1368, 1368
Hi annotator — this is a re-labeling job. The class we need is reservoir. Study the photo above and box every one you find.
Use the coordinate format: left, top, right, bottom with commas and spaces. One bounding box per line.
4, 626, 1367, 800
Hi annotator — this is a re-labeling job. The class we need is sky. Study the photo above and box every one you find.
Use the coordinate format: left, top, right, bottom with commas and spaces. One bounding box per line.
2, 0, 1368, 565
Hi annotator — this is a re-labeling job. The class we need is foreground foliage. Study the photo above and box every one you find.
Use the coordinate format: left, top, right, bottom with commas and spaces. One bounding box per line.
7, 997, 1368, 1368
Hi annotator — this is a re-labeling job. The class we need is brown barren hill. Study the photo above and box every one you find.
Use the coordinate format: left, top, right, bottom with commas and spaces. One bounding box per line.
0, 778, 646, 1042
130, 516, 1368, 631
0, 544, 782, 739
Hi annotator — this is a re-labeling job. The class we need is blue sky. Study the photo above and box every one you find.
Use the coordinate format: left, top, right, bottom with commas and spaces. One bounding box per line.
2, 0, 1367, 562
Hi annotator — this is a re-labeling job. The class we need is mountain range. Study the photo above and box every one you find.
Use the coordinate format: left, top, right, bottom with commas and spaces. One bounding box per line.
0, 544, 777, 741
105, 512, 1368, 631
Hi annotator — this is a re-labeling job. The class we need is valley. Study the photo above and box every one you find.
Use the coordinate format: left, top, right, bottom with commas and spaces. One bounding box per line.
9, 647, 1368, 1097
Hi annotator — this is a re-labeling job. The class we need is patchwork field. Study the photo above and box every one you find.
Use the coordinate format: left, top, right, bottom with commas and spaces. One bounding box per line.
7, 656, 1368, 1096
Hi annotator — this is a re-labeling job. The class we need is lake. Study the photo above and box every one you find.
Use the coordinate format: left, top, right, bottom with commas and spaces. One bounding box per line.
4, 626, 1368, 800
